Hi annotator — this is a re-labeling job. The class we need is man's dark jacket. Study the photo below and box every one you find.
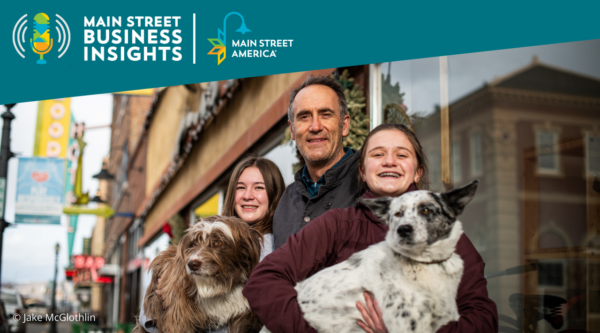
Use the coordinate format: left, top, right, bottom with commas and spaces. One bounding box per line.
273, 149, 360, 249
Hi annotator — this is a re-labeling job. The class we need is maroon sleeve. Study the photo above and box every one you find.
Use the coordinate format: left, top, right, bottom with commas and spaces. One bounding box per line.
437, 234, 498, 332
242, 209, 346, 333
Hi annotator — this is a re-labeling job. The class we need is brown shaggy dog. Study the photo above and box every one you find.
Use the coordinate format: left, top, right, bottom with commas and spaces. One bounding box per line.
133, 216, 263, 333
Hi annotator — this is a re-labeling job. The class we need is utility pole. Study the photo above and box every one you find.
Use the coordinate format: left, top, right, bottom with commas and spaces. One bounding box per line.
49, 243, 60, 333
0, 103, 16, 288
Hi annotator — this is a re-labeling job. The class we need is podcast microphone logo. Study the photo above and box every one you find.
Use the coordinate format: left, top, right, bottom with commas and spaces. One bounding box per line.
31, 13, 52, 64
12, 13, 71, 64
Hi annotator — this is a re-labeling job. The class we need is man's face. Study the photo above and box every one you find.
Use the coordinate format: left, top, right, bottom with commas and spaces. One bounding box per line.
289, 84, 350, 166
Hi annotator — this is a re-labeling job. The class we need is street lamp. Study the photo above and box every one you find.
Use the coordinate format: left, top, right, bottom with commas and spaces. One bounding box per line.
92, 166, 115, 181
49, 243, 60, 333
0, 103, 17, 289
90, 190, 106, 204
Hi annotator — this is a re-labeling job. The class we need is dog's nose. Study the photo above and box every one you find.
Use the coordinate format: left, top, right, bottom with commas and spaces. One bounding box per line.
397, 225, 413, 238
187, 260, 202, 271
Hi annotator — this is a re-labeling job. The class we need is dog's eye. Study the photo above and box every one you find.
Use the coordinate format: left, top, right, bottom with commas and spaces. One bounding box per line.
214, 240, 223, 247
394, 211, 403, 217
422, 208, 430, 215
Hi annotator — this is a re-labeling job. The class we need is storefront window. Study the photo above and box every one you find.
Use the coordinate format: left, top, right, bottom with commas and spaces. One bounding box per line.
264, 142, 299, 186
194, 192, 222, 219
370, 39, 600, 332
140, 233, 170, 309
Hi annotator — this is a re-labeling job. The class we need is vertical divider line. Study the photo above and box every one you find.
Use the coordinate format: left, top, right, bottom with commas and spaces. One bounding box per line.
193, 13, 196, 64
439, 56, 451, 190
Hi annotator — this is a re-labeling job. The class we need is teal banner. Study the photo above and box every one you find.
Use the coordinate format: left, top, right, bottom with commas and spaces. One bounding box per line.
2, 1, 599, 104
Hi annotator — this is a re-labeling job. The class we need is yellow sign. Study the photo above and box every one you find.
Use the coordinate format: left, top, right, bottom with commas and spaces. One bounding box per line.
34, 98, 72, 157
194, 193, 220, 218
113, 89, 154, 96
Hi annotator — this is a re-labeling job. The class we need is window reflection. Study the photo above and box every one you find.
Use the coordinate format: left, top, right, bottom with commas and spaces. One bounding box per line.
372, 39, 600, 332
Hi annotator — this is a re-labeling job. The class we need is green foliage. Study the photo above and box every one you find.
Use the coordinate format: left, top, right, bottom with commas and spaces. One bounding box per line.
380, 65, 418, 131
168, 213, 186, 246
337, 70, 370, 150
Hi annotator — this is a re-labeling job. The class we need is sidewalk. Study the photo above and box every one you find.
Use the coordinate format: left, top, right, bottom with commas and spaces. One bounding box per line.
26, 322, 71, 333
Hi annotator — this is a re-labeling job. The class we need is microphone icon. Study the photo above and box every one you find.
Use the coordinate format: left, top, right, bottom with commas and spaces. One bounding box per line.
30, 13, 53, 64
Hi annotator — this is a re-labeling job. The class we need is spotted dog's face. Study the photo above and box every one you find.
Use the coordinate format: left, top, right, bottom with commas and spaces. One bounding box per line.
177, 216, 262, 298
359, 180, 478, 257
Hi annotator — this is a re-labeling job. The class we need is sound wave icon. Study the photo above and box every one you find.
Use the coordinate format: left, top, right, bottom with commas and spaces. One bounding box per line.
12, 13, 70, 59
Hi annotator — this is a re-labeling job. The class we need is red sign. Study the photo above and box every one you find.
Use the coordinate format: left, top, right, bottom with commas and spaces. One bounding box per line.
71, 255, 109, 284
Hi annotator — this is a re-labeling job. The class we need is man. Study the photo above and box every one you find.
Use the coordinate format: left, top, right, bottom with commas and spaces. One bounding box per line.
273, 75, 361, 249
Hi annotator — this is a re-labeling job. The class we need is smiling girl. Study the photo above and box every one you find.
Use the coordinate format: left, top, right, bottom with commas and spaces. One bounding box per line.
222, 154, 286, 260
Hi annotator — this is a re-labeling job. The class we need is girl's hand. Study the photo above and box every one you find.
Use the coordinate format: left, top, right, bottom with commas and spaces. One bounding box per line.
356, 292, 388, 333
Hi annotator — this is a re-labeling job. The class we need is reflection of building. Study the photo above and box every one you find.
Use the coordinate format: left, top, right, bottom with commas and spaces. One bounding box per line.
413, 59, 600, 331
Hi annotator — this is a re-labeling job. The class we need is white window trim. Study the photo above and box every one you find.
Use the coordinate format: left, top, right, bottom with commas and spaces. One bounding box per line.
535, 128, 561, 176
585, 132, 600, 178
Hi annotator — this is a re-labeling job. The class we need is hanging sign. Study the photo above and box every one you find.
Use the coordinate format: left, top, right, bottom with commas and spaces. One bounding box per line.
15, 157, 65, 224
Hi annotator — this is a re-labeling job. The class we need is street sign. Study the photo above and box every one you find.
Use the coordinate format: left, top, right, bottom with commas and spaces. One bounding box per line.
15, 157, 66, 224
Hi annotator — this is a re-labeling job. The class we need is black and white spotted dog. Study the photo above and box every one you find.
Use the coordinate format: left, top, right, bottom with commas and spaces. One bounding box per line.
289, 181, 478, 333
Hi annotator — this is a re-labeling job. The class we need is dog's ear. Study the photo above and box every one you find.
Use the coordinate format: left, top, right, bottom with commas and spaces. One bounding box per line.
441, 180, 479, 216
358, 197, 393, 224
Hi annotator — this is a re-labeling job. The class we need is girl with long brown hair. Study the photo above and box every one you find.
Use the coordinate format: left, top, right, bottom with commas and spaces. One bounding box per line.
137, 155, 286, 332
222, 154, 286, 260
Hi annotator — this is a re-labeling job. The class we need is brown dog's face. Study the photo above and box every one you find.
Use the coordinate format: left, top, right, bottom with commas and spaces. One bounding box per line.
177, 215, 262, 298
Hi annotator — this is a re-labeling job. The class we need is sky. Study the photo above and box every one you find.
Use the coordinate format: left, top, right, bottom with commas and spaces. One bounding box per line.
1, 94, 112, 284
385, 39, 600, 115
2, 39, 599, 285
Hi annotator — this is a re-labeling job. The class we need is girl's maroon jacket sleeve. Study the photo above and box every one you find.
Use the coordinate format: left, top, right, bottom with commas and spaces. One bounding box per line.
243, 209, 346, 333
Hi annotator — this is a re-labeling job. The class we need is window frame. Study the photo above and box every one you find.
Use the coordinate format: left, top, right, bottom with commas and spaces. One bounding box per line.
535, 127, 561, 176
585, 132, 600, 178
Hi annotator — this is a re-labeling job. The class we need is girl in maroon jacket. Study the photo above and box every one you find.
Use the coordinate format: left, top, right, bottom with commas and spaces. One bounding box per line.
243, 124, 498, 333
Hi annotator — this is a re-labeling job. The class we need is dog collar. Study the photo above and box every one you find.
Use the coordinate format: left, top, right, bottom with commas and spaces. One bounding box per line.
411, 256, 452, 264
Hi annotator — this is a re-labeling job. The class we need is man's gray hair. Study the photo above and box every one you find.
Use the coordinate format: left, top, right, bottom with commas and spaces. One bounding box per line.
287, 75, 348, 123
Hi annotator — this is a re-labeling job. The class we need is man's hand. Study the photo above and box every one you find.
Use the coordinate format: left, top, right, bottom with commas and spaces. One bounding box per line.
356, 292, 388, 333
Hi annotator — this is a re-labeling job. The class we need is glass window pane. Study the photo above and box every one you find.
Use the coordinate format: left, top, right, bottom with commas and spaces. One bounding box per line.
372, 39, 600, 331
264, 143, 298, 186
447, 40, 599, 331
